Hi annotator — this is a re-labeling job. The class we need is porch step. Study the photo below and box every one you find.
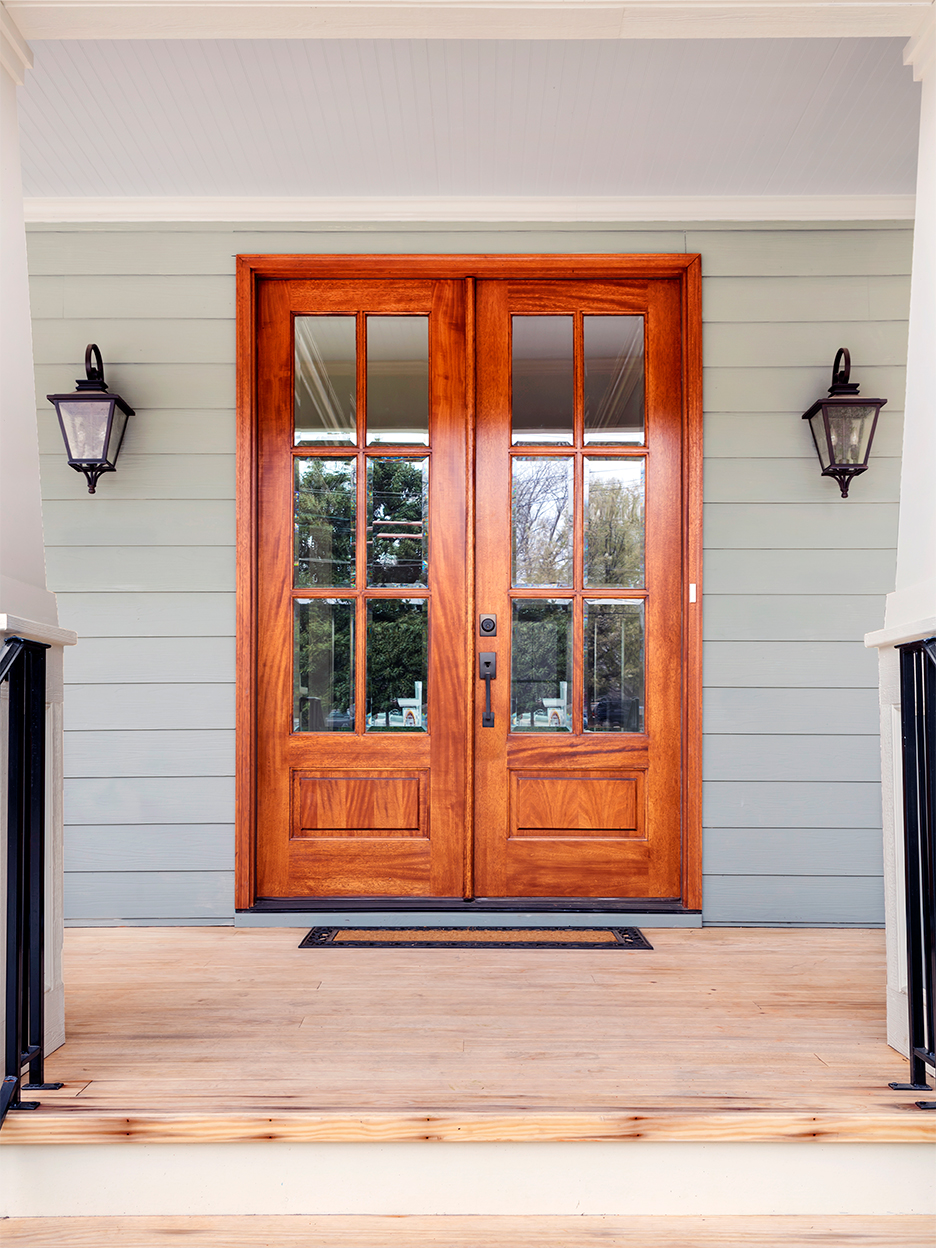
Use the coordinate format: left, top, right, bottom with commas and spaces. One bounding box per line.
3, 1216, 934, 1247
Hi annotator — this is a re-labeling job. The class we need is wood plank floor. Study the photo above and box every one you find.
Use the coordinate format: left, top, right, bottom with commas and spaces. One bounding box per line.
3, 927, 934, 1143
2, 1215, 935, 1247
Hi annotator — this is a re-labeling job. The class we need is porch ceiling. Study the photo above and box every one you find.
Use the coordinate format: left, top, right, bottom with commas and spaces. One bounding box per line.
18, 37, 919, 200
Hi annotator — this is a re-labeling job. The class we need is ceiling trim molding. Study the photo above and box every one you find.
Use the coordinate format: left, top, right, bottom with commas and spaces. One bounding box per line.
22, 194, 917, 223
6, 0, 931, 41
904, 5, 935, 78
1, 3, 33, 85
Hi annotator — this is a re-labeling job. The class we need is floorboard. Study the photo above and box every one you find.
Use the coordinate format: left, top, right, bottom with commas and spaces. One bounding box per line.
3, 1215, 934, 1247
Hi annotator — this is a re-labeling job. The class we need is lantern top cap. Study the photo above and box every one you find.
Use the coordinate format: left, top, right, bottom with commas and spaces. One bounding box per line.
75, 343, 109, 393
828, 346, 860, 396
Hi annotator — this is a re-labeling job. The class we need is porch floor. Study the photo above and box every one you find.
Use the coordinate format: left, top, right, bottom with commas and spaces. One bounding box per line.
4, 926, 934, 1144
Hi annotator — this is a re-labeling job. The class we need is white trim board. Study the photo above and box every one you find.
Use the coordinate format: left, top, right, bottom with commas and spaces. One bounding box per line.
22, 194, 916, 223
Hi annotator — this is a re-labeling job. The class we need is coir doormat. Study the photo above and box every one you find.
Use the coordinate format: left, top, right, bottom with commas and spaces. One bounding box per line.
299, 926, 652, 949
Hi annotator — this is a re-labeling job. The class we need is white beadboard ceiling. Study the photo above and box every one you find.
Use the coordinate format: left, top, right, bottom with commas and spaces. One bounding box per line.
19, 38, 919, 200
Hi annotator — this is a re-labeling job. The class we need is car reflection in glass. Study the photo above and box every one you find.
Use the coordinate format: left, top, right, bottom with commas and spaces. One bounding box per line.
588, 692, 640, 732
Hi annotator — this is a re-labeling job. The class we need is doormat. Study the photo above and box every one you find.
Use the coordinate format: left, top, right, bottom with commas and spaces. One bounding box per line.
299, 926, 652, 949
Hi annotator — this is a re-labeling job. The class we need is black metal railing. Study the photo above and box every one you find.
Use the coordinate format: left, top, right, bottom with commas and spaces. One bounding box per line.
890, 637, 936, 1109
1, 636, 61, 1125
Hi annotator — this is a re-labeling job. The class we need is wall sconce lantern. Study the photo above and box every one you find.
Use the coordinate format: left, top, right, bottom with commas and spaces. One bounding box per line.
802, 348, 886, 498
47, 344, 134, 494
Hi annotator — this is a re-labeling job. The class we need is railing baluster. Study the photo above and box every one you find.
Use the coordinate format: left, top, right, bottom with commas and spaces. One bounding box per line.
890, 638, 936, 1109
1, 637, 58, 1126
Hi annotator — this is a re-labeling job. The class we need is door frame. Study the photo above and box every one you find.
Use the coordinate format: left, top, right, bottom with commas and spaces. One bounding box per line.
235, 254, 703, 912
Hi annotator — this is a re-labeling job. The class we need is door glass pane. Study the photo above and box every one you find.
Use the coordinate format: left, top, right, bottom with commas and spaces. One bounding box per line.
511, 316, 573, 445
367, 458, 428, 587
512, 457, 573, 588
584, 459, 645, 588
366, 599, 428, 732
293, 599, 354, 732
584, 600, 644, 733
294, 316, 356, 446
366, 317, 429, 445
294, 459, 356, 588
510, 599, 573, 733
584, 316, 644, 445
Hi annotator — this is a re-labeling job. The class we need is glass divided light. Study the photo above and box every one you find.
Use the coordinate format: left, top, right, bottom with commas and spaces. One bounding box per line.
512, 457, 573, 588
294, 458, 356, 587
293, 599, 355, 731
366, 317, 429, 446
584, 459, 645, 587
512, 317, 573, 445
294, 316, 357, 446
367, 458, 428, 587
584, 316, 644, 445
511, 600, 573, 732
584, 600, 644, 733
366, 599, 428, 732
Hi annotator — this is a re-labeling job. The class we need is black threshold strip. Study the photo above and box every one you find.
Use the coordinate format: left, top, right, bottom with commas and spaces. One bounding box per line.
299, 926, 653, 949
252, 896, 691, 914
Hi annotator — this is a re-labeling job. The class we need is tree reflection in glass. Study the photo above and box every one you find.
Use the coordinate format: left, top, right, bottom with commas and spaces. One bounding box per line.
511, 458, 573, 587
367, 457, 428, 587
366, 598, 427, 731
294, 459, 356, 587
510, 600, 573, 732
293, 599, 354, 732
584, 459, 645, 588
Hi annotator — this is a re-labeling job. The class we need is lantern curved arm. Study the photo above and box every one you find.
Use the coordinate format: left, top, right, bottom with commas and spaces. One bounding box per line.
832, 347, 850, 388
85, 343, 105, 385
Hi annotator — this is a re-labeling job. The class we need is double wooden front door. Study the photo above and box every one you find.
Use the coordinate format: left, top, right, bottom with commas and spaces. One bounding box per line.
239, 257, 701, 907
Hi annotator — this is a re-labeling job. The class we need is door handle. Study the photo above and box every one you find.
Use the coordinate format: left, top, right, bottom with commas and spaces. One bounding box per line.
479, 652, 496, 727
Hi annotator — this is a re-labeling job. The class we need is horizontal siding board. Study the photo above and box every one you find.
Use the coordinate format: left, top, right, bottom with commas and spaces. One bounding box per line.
56, 592, 234, 638
46, 547, 234, 592
703, 734, 881, 782
44, 501, 235, 547
65, 730, 235, 778
38, 409, 236, 456
703, 412, 904, 460
703, 827, 883, 877
40, 454, 234, 500
65, 637, 235, 684
703, 364, 906, 414
704, 548, 896, 595
704, 641, 879, 688
703, 320, 909, 369
702, 503, 899, 549
64, 683, 235, 731
28, 274, 65, 318
703, 780, 882, 828
701, 275, 910, 324
65, 776, 235, 824
704, 456, 901, 503
703, 595, 885, 642
64, 870, 234, 920
703, 687, 880, 736
33, 317, 235, 365
702, 875, 884, 925
54, 274, 236, 320
26, 228, 242, 276
36, 363, 234, 410
685, 228, 913, 277
65, 825, 234, 871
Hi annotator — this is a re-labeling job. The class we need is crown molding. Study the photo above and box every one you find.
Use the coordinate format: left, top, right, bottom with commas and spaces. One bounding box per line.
5, 0, 930, 41
1, 3, 32, 84
22, 194, 917, 223
904, 5, 936, 79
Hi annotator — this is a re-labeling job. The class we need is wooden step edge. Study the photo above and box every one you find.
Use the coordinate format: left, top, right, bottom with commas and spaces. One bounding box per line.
2, 1107, 934, 1145
3, 1215, 936, 1248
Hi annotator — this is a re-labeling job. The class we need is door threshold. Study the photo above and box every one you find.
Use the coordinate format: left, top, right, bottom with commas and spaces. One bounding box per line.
246, 897, 696, 914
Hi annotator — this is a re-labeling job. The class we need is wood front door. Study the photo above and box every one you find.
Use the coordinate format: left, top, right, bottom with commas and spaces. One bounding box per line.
237, 257, 701, 908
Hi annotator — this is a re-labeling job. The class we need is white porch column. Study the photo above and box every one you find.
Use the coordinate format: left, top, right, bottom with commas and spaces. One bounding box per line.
865, 10, 936, 1058
0, 2, 75, 1054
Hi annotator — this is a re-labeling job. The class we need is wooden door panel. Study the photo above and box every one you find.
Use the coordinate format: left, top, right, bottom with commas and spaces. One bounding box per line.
295, 773, 424, 836
503, 841, 653, 899
286, 839, 432, 896
511, 772, 643, 836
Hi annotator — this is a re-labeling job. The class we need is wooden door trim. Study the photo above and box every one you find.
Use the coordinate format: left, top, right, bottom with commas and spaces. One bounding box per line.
235, 254, 702, 911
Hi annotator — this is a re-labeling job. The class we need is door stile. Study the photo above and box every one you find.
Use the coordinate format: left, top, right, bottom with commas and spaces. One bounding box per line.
463, 276, 477, 900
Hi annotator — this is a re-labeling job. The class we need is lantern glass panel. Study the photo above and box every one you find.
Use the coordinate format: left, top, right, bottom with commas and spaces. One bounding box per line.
824, 403, 877, 466
106, 407, 129, 466
57, 398, 114, 462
